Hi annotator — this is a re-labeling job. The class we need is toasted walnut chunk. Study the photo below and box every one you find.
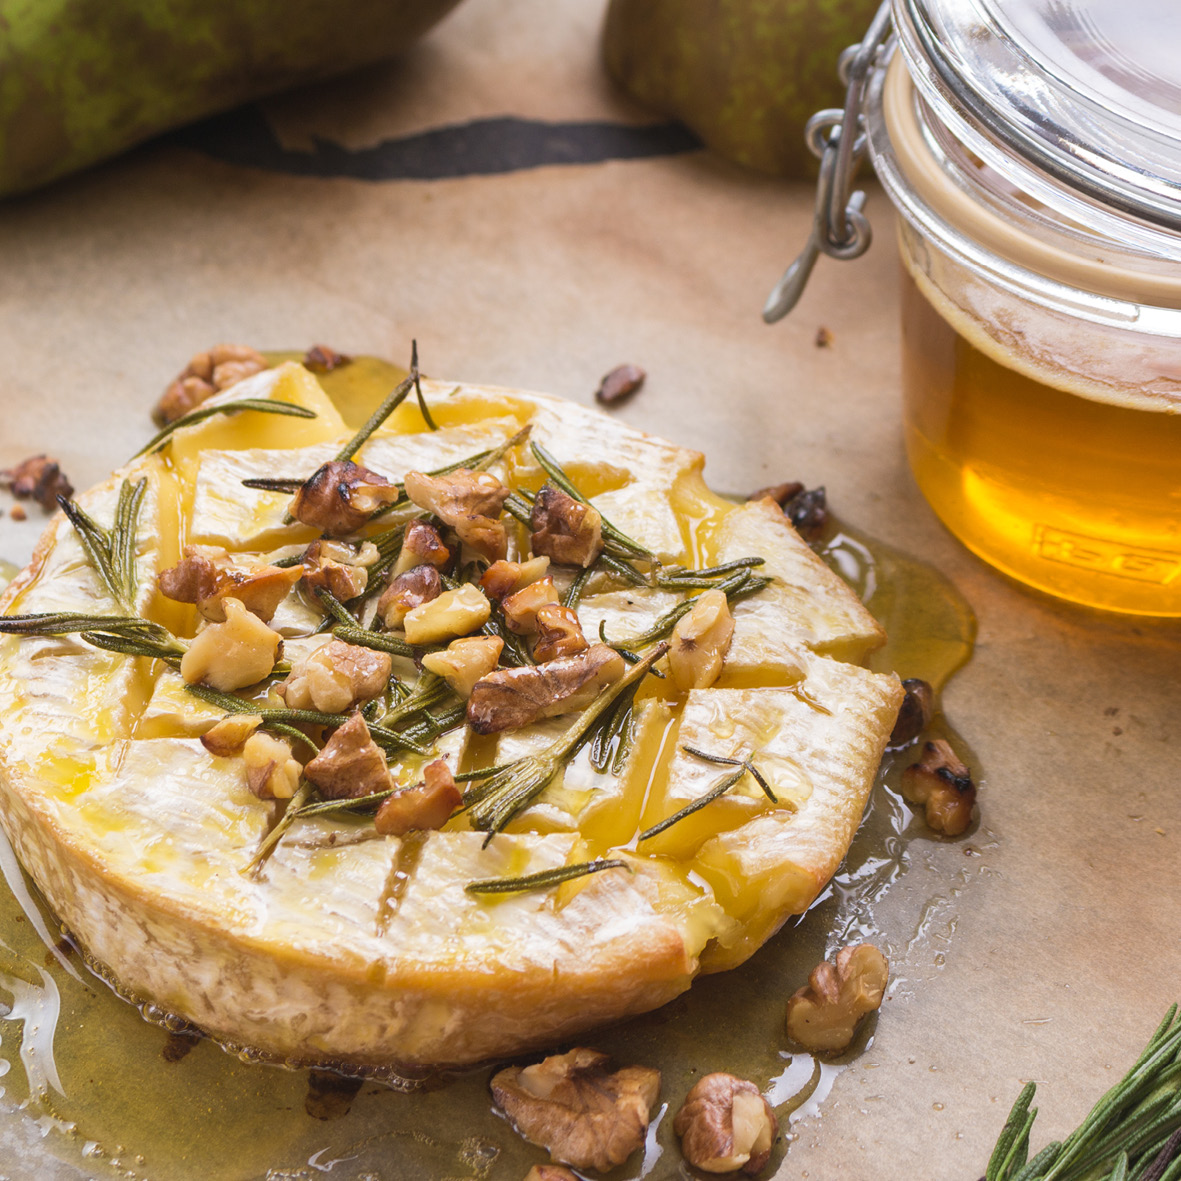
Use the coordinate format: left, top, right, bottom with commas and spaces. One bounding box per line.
200, 714, 263, 758
402, 583, 491, 645
667, 589, 734, 692
377, 565, 443, 630
533, 603, 589, 663
304, 713, 390, 801
786, 944, 889, 1053
403, 468, 510, 561
890, 678, 935, 747
748, 481, 804, 508
391, 520, 451, 577
243, 732, 301, 801
421, 636, 504, 698
374, 760, 462, 836
491, 1048, 660, 1173
180, 597, 282, 691
301, 539, 376, 603
154, 343, 268, 424
501, 576, 560, 634
674, 1073, 777, 1175
160, 546, 302, 622
0, 455, 74, 511
280, 639, 392, 714
302, 344, 350, 373
901, 738, 975, 835
530, 484, 603, 568
290, 461, 401, 537
467, 644, 625, 735
523, 1167, 579, 1181
480, 556, 551, 600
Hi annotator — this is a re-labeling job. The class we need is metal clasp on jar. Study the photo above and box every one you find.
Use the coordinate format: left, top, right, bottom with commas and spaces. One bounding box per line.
762, 0, 894, 322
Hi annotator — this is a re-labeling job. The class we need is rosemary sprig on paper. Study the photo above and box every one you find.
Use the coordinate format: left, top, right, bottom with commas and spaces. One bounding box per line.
133, 400, 317, 458
465, 858, 629, 896
461, 642, 667, 843
985, 1006, 1181, 1181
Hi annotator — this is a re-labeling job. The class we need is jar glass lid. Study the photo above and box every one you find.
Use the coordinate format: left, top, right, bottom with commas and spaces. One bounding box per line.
895, 0, 1181, 255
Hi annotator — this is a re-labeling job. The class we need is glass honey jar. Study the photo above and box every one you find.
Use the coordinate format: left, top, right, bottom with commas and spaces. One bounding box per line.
771, 0, 1181, 616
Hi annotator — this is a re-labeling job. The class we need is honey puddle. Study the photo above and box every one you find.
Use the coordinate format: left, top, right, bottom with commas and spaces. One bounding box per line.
0, 506, 985, 1181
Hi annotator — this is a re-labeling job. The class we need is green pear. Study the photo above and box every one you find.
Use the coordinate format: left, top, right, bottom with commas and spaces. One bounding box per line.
603, 0, 881, 177
0, 0, 464, 198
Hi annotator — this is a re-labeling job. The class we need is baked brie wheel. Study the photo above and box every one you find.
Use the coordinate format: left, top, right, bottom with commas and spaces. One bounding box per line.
0, 360, 902, 1071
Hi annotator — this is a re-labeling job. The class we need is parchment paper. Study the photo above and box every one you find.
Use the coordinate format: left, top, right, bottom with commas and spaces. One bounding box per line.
0, 1, 1178, 1178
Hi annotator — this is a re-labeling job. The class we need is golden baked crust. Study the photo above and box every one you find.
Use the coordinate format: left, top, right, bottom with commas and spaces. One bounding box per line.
0, 362, 901, 1069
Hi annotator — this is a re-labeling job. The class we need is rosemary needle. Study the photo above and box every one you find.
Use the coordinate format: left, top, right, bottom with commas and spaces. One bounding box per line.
637, 768, 747, 842
133, 399, 316, 459
465, 858, 629, 896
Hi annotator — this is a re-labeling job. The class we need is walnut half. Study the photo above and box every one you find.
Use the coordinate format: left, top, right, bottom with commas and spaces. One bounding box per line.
491, 1047, 660, 1173
673, 1073, 777, 1175
785, 944, 889, 1053
900, 738, 975, 835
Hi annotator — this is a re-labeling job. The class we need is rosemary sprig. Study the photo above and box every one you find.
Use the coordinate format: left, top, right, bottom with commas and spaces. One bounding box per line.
985, 1006, 1181, 1181
563, 563, 598, 611
465, 858, 629, 896
589, 681, 640, 775
292, 787, 398, 819
680, 744, 778, 803
637, 767, 747, 842
600, 570, 772, 651
243, 781, 314, 875
0, 612, 168, 638
409, 340, 438, 431
57, 477, 148, 609
240, 477, 306, 493
529, 441, 655, 561
134, 399, 317, 459
461, 642, 667, 843
335, 351, 417, 462
376, 671, 453, 730
315, 586, 359, 626
332, 623, 416, 660
80, 629, 185, 667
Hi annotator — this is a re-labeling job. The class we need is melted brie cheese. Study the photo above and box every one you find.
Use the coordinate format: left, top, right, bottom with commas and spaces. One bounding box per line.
0, 366, 902, 1069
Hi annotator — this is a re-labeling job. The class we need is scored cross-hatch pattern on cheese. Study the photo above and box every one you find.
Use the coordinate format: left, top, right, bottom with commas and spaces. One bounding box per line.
0, 359, 902, 1070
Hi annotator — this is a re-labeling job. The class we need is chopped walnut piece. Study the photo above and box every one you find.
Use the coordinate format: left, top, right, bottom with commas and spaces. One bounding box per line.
302, 344, 351, 373
289, 461, 401, 537
530, 484, 603, 568
280, 639, 392, 714
243, 731, 301, 800
491, 1048, 660, 1173
421, 636, 504, 698
595, 363, 646, 406
374, 759, 462, 836
402, 583, 491, 645
523, 1167, 579, 1181
391, 520, 451, 578
377, 564, 443, 630
900, 738, 975, 835
179, 597, 282, 691
467, 644, 625, 735
200, 713, 263, 758
0, 455, 74, 511
154, 344, 268, 425
480, 556, 551, 600
674, 1073, 777, 1175
532, 603, 589, 663
784, 486, 828, 540
301, 539, 374, 603
501, 576, 560, 635
304, 713, 390, 801
890, 678, 935, 747
667, 588, 734, 692
159, 545, 301, 622
786, 944, 889, 1053
402, 468, 510, 561
748, 481, 804, 508
9, 505, 25, 521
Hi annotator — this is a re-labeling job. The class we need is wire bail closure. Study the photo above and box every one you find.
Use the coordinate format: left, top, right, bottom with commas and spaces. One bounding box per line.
763, 0, 895, 323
